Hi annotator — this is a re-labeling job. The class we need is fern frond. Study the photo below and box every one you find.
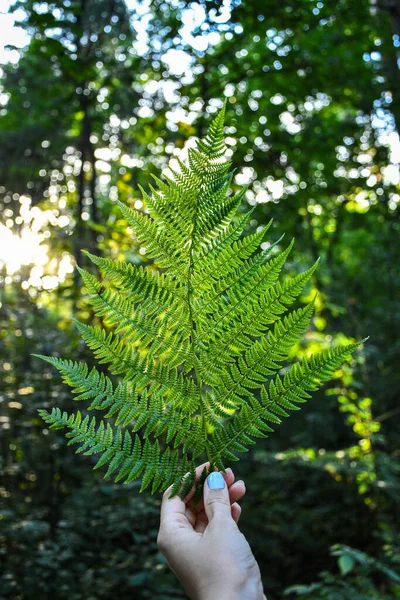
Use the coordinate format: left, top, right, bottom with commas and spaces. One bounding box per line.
209, 300, 316, 409
82, 252, 188, 326
38, 407, 188, 492
77, 266, 191, 368
201, 258, 320, 370
33, 354, 130, 412
193, 219, 272, 289
197, 239, 294, 337
210, 342, 361, 465
72, 321, 200, 413
198, 207, 254, 256
36, 103, 364, 499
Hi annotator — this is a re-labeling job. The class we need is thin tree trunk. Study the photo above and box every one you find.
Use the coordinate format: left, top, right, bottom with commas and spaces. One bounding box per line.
87, 122, 98, 253
376, 0, 400, 129
72, 117, 87, 302
72, 0, 88, 303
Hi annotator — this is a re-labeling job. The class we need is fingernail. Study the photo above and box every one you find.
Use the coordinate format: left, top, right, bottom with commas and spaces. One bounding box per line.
207, 472, 225, 490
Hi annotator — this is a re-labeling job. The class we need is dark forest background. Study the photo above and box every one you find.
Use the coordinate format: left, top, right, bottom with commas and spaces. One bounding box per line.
1, 1, 400, 598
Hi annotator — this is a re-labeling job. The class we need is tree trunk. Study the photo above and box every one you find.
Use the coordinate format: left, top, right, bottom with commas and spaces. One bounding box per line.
376, 0, 400, 129
87, 121, 98, 253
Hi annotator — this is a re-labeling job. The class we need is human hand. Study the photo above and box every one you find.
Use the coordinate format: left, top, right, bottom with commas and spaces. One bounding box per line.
157, 462, 265, 600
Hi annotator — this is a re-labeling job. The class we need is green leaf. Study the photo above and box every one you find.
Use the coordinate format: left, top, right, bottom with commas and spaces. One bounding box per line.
338, 555, 355, 576
36, 104, 364, 496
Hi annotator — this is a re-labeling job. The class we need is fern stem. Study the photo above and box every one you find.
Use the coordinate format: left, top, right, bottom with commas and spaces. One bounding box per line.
188, 258, 213, 465
187, 276, 212, 466
186, 175, 213, 467
194, 360, 212, 465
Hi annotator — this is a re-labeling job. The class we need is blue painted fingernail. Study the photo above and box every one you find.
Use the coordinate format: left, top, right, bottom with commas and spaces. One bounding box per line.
207, 472, 225, 490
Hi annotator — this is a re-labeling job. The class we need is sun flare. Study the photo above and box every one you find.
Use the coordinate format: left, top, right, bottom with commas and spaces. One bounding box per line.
0, 222, 74, 289
0, 224, 48, 275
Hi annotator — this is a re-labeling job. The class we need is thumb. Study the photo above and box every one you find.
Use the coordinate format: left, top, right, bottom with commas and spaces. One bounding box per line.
203, 471, 232, 523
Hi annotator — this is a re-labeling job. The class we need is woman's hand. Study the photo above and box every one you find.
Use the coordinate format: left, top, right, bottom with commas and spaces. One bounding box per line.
157, 462, 265, 600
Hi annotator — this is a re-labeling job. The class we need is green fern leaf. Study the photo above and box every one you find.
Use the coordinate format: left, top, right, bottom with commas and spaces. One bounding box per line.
35, 103, 365, 500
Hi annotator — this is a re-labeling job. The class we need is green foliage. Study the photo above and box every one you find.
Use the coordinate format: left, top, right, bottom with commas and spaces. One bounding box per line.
0, 291, 185, 600
36, 106, 361, 497
284, 544, 400, 599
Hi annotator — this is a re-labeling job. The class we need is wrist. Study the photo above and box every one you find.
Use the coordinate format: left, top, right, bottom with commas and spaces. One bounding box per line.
198, 579, 265, 600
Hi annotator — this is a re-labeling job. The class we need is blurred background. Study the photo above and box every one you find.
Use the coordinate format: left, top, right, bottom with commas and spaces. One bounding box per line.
0, 0, 400, 598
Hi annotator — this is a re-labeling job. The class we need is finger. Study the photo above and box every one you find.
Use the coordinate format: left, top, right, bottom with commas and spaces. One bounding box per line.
160, 462, 210, 528
228, 480, 246, 505
203, 471, 232, 523
194, 495, 241, 534
191, 479, 246, 532
224, 467, 235, 488
194, 510, 209, 534
181, 461, 210, 504
193, 467, 236, 514
160, 483, 188, 529
231, 502, 242, 524
185, 505, 196, 528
